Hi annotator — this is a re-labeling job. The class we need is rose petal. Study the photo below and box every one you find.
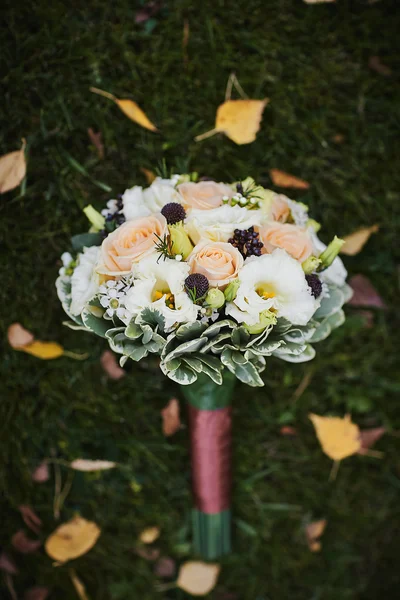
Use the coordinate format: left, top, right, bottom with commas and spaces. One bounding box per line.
7, 323, 35, 349
100, 350, 126, 380
358, 427, 386, 455
18, 506, 42, 534
11, 530, 41, 554
154, 556, 176, 578
0, 551, 18, 575
32, 461, 50, 483
23, 587, 50, 600
348, 275, 386, 309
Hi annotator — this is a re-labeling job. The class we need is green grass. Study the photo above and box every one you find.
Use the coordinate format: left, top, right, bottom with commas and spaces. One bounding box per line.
1, 0, 400, 598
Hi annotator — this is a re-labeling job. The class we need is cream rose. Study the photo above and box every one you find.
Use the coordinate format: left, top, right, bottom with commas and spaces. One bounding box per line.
188, 240, 243, 289
97, 214, 167, 275
258, 222, 313, 263
177, 181, 233, 210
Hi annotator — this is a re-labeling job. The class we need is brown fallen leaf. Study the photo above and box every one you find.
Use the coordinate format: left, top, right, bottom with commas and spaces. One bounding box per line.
7, 323, 35, 348
134, 546, 161, 561
139, 526, 160, 544
305, 519, 327, 552
19, 505, 42, 534
0, 138, 27, 194
69, 570, 89, 600
358, 427, 386, 455
154, 556, 176, 578
140, 167, 157, 184
12, 530, 42, 554
161, 398, 181, 437
368, 56, 392, 76
269, 169, 310, 190
45, 516, 101, 563
135, 0, 163, 23
69, 458, 117, 471
280, 426, 297, 436
32, 461, 50, 483
23, 587, 50, 600
340, 225, 379, 256
90, 87, 158, 132
348, 275, 386, 309
332, 134, 345, 144
87, 128, 104, 160
196, 99, 268, 145
309, 413, 361, 461
100, 350, 126, 380
0, 551, 18, 574
177, 561, 220, 596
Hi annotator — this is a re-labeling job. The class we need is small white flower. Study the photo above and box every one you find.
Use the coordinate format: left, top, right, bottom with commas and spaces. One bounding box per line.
61, 252, 73, 268
98, 279, 132, 324
175, 254, 183, 261
225, 249, 316, 326
70, 246, 101, 316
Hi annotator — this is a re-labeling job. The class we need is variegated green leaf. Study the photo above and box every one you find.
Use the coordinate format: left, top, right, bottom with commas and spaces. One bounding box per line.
167, 364, 197, 385
200, 332, 233, 353
56, 275, 84, 326
276, 344, 316, 363
136, 307, 166, 333
163, 337, 208, 362
201, 319, 236, 339
201, 362, 223, 385
314, 287, 344, 319
234, 362, 264, 387
125, 320, 143, 340
176, 321, 207, 341
81, 307, 110, 338
273, 341, 307, 356
182, 356, 203, 373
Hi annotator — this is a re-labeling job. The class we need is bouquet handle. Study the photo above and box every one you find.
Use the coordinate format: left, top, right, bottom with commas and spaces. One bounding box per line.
182, 371, 236, 559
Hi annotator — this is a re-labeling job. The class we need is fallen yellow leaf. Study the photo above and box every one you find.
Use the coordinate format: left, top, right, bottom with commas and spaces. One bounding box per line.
309, 413, 361, 461
69, 570, 89, 600
45, 517, 101, 563
196, 99, 268, 145
90, 87, 158, 132
176, 561, 220, 596
340, 225, 379, 256
139, 526, 160, 544
0, 139, 27, 194
269, 168, 310, 190
161, 398, 181, 437
140, 167, 156, 184
22, 341, 64, 360
69, 459, 117, 471
7, 323, 34, 349
305, 519, 327, 552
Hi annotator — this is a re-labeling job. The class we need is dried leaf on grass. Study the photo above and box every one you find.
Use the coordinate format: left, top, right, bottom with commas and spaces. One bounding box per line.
177, 561, 220, 596
69, 570, 89, 600
309, 414, 361, 461
139, 526, 160, 544
269, 169, 310, 189
161, 398, 181, 437
348, 275, 386, 309
196, 100, 268, 145
340, 225, 379, 256
0, 551, 18, 574
32, 461, 50, 483
100, 350, 126, 380
368, 56, 392, 76
70, 459, 117, 471
19, 505, 42, 534
87, 128, 104, 160
23, 587, 50, 600
305, 519, 327, 552
140, 167, 157, 184
12, 530, 41, 554
358, 427, 386, 455
22, 341, 64, 359
45, 517, 101, 563
280, 426, 297, 436
0, 138, 27, 194
90, 87, 158, 132
154, 556, 176, 578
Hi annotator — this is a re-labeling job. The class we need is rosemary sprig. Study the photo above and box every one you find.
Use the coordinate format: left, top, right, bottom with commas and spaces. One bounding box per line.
154, 233, 175, 263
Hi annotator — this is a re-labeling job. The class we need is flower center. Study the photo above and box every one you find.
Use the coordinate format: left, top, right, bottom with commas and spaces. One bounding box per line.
152, 289, 175, 309
256, 284, 276, 300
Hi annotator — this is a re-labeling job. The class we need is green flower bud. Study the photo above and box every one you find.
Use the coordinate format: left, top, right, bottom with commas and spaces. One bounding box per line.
302, 255, 322, 275
205, 288, 225, 309
318, 236, 345, 270
168, 223, 194, 260
224, 279, 240, 302
306, 218, 321, 233
245, 310, 277, 334
83, 205, 105, 232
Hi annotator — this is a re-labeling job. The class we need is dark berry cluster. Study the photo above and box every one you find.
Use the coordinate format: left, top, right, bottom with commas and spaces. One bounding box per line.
306, 274, 323, 298
161, 202, 186, 225
184, 273, 209, 301
228, 227, 263, 258
100, 196, 126, 239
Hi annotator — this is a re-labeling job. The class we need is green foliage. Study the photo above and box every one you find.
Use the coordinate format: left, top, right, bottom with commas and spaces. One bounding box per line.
1, 0, 400, 598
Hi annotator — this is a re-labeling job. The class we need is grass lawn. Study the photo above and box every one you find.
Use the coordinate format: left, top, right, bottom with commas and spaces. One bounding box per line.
1, 0, 400, 598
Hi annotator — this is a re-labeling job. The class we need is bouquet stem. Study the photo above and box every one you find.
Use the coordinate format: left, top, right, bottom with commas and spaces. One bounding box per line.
182, 371, 236, 559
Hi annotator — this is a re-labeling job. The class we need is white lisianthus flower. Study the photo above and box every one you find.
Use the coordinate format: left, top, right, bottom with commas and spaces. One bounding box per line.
70, 246, 101, 316
122, 177, 182, 221
225, 249, 316, 326
186, 205, 262, 244
124, 255, 199, 329
311, 233, 348, 287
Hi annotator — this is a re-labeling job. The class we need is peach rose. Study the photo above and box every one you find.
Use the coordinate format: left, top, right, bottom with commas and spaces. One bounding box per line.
97, 213, 167, 275
188, 240, 243, 288
258, 222, 313, 263
270, 194, 290, 223
177, 181, 233, 210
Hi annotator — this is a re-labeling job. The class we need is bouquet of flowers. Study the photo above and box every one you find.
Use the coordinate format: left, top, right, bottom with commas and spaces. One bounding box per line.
56, 173, 351, 558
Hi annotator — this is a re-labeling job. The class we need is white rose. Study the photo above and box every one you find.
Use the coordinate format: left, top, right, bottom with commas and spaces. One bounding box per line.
186, 205, 262, 244
70, 246, 101, 316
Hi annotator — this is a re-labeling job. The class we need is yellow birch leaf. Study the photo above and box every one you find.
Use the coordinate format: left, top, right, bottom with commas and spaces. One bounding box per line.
0, 139, 27, 194
269, 168, 310, 189
309, 414, 361, 460
45, 517, 101, 563
177, 561, 220, 596
21, 341, 64, 360
90, 87, 158, 132
196, 99, 268, 145
305, 519, 327, 552
140, 167, 156, 184
69, 570, 90, 600
340, 225, 379, 256
139, 526, 160, 544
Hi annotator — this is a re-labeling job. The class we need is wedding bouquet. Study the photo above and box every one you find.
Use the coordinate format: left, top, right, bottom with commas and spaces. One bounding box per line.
56, 173, 351, 558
